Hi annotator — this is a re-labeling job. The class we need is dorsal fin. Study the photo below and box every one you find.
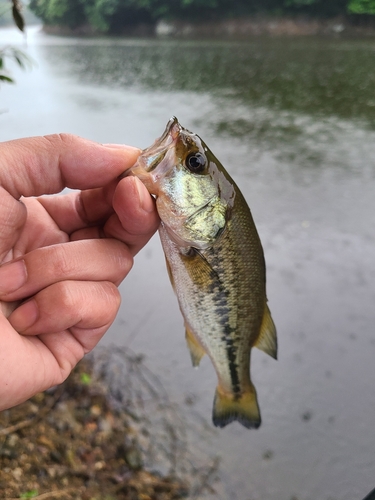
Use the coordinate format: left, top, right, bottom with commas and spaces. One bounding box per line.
254, 303, 277, 360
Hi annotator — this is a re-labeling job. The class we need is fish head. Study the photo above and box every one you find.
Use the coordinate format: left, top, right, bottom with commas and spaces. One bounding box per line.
128, 117, 235, 250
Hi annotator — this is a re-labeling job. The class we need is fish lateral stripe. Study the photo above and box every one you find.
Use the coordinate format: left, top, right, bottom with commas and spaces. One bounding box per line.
220, 325, 241, 397
183, 246, 242, 397
209, 269, 242, 398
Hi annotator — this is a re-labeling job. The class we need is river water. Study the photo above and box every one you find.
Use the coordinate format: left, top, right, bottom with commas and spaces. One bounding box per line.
1, 25, 375, 500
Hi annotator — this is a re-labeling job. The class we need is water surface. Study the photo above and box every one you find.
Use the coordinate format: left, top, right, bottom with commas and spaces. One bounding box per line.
1, 25, 375, 500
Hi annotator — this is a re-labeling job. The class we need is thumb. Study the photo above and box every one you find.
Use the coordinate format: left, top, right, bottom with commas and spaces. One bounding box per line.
0, 134, 140, 261
0, 134, 140, 199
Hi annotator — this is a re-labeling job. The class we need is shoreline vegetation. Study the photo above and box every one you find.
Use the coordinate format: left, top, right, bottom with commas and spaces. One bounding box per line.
26, 0, 375, 38
41, 15, 375, 38
1, 1, 375, 38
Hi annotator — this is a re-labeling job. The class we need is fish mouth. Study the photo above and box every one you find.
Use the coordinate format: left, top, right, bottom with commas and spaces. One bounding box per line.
141, 117, 181, 173
123, 117, 182, 186
147, 116, 181, 153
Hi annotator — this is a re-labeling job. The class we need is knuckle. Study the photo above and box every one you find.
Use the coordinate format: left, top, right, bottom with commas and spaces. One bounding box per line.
101, 281, 121, 312
50, 245, 73, 278
43, 133, 76, 149
57, 281, 77, 311
82, 281, 120, 327
115, 248, 134, 277
101, 239, 134, 280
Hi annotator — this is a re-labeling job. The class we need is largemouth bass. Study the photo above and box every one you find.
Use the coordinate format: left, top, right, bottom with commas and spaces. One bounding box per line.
126, 117, 277, 429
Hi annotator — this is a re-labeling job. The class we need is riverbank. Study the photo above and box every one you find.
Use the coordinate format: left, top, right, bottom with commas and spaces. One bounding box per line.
0, 349, 217, 499
41, 15, 375, 38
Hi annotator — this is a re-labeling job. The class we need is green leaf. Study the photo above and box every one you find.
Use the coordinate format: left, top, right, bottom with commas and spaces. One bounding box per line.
80, 372, 92, 385
8, 48, 34, 70
12, 2, 25, 32
0, 47, 34, 85
20, 491, 38, 499
347, 0, 375, 14
0, 75, 14, 83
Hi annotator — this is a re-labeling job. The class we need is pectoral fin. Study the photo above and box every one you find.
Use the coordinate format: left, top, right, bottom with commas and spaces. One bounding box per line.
185, 324, 206, 367
212, 385, 261, 429
164, 256, 176, 292
254, 303, 277, 360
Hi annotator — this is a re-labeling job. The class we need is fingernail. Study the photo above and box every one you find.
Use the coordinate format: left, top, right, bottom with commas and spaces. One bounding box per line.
9, 299, 39, 332
0, 259, 27, 295
133, 176, 154, 213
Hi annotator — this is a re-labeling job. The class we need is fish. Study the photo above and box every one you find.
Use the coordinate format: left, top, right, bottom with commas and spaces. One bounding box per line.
125, 117, 277, 429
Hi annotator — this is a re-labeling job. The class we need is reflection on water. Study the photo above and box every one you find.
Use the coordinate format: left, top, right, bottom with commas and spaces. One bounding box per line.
38, 34, 375, 173
41, 37, 375, 126
1, 26, 375, 500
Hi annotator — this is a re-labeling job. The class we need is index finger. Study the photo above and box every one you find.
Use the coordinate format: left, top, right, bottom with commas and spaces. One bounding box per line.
0, 134, 140, 199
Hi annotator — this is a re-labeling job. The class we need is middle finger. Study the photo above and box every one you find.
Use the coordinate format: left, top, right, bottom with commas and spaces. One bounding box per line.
0, 238, 133, 301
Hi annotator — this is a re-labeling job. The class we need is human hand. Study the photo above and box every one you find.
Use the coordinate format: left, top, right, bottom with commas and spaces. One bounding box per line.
0, 134, 160, 411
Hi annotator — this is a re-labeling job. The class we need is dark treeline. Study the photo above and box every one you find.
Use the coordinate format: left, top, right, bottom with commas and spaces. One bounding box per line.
29, 0, 375, 33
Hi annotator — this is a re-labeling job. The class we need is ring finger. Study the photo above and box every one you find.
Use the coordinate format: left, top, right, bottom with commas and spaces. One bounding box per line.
8, 280, 120, 341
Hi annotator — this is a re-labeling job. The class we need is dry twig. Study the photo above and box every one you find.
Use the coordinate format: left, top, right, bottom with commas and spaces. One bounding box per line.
0, 385, 64, 437
5, 487, 79, 500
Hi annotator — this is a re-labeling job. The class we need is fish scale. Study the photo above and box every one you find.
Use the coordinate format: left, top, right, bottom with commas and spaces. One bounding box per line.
126, 117, 277, 429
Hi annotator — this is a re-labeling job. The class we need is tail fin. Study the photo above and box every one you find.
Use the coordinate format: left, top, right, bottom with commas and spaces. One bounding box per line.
212, 386, 261, 429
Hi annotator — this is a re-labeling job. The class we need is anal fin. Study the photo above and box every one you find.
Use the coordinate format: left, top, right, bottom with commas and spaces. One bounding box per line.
185, 324, 206, 367
254, 303, 277, 360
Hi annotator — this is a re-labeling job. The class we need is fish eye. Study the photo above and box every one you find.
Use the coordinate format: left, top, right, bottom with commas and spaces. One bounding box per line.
185, 152, 207, 174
